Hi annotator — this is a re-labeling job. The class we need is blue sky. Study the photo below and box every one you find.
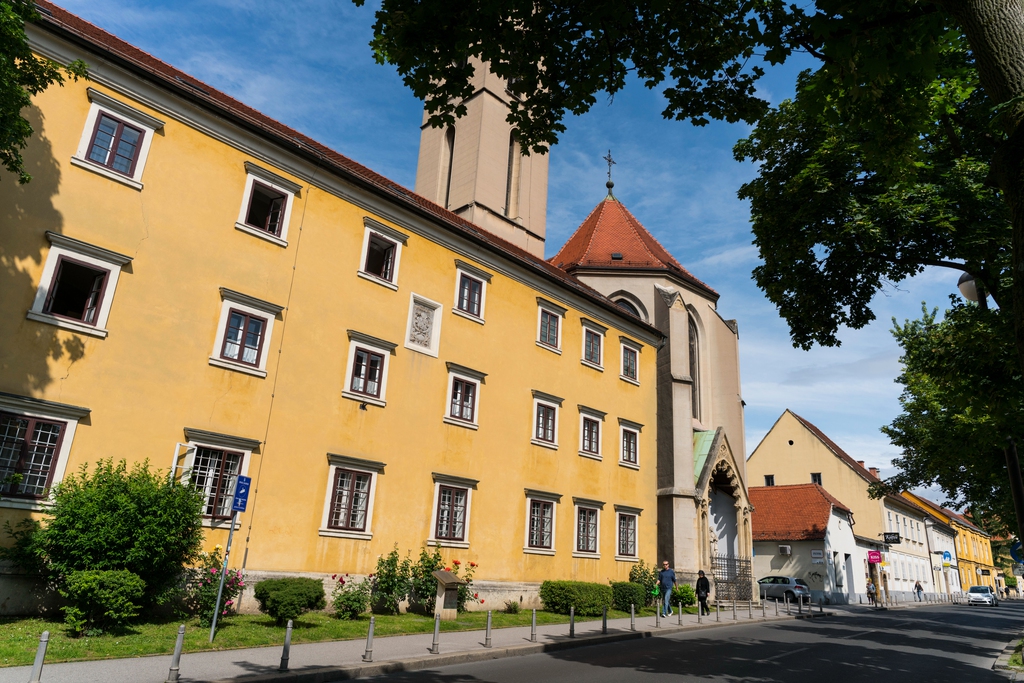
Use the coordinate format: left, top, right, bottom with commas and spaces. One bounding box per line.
60, 0, 961, 486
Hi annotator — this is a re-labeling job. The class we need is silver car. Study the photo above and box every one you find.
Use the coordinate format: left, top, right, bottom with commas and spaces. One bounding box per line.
758, 576, 812, 603
966, 585, 999, 606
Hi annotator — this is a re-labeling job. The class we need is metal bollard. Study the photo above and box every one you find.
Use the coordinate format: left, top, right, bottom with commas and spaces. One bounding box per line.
732, 600, 737, 620
775, 599, 779, 616
569, 606, 575, 638
786, 594, 791, 615
698, 602, 702, 624
430, 614, 441, 655
677, 602, 682, 625
762, 600, 766, 619
602, 606, 607, 634
279, 620, 293, 671
716, 599, 720, 621
531, 609, 537, 643
485, 611, 492, 648
362, 617, 375, 662
630, 604, 636, 631
166, 625, 185, 682
656, 607, 661, 628
28, 631, 49, 683
798, 597, 803, 614
748, 599, 752, 619
818, 600, 823, 615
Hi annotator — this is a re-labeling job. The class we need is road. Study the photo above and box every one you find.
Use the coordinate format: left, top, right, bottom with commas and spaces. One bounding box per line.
369, 602, 1024, 682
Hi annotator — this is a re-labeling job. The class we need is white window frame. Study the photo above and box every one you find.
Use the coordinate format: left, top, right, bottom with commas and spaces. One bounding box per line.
27, 231, 133, 339
572, 497, 603, 558
209, 288, 284, 378
580, 318, 607, 371
71, 88, 164, 190
342, 330, 397, 408
614, 505, 642, 562
536, 297, 566, 353
531, 390, 562, 450
578, 405, 606, 460
357, 218, 409, 290
523, 488, 561, 556
404, 293, 443, 357
618, 418, 643, 470
176, 427, 258, 530
619, 337, 641, 385
319, 453, 384, 541
234, 162, 302, 247
0, 392, 88, 512
427, 472, 477, 549
443, 362, 486, 429
452, 259, 491, 324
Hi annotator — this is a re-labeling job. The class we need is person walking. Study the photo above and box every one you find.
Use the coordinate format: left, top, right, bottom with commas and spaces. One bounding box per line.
914, 580, 923, 602
866, 580, 876, 606
696, 570, 711, 616
658, 560, 677, 617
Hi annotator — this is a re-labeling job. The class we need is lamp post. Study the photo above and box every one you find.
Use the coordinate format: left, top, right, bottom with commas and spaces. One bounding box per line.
957, 273, 989, 311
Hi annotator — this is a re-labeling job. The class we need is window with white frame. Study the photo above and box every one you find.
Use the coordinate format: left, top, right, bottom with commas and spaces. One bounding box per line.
453, 260, 491, 322
343, 330, 397, 407
444, 362, 486, 429
71, 88, 164, 189
619, 418, 642, 468
235, 162, 301, 246
177, 427, 258, 527
615, 506, 641, 559
536, 298, 566, 352
581, 318, 606, 369
209, 288, 284, 378
358, 218, 409, 289
27, 232, 133, 339
578, 405, 606, 459
531, 390, 562, 449
573, 498, 603, 557
429, 473, 477, 548
0, 392, 88, 510
405, 293, 443, 356
319, 453, 384, 540
620, 337, 641, 383
524, 489, 560, 554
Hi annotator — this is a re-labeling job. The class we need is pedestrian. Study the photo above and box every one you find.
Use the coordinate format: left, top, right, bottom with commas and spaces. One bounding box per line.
914, 580, 923, 602
658, 560, 677, 617
866, 580, 876, 606
696, 570, 711, 616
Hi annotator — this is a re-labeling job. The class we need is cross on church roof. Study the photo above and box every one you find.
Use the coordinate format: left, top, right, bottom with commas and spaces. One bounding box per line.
602, 150, 616, 196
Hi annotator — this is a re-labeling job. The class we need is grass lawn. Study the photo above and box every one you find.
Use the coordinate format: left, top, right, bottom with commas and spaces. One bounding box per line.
1008, 638, 1023, 668
0, 605, 701, 668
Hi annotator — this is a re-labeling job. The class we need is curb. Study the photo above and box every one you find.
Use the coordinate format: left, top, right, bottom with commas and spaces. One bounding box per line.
199, 612, 833, 683
993, 628, 1024, 672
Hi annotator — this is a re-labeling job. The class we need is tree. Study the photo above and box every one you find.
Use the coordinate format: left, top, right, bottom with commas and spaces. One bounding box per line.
0, 0, 87, 183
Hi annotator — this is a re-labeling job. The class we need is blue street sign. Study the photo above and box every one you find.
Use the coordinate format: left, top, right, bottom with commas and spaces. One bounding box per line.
1012, 541, 1023, 563
231, 475, 252, 513
942, 550, 952, 566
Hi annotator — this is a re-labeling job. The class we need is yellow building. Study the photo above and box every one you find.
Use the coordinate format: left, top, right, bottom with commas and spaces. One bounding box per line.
0, 3, 668, 610
947, 514, 996, 592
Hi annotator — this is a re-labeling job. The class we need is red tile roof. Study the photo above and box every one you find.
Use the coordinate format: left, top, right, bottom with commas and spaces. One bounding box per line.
33, 1, 661, 337
548, 196, 717, 298
750, 484, 853, 542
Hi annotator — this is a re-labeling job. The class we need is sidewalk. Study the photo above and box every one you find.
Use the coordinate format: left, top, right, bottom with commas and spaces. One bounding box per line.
0, 607, 826, 683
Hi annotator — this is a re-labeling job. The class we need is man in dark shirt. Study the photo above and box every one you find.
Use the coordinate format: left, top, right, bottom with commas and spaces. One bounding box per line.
658, 560, 677, 617
696, 570, 711, 615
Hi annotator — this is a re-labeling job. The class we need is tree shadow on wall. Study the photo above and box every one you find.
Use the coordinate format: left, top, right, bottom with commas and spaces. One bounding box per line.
0, 105, 85, 408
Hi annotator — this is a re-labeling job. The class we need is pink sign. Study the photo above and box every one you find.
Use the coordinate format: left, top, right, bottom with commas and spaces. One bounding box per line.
868, 551, 882, 564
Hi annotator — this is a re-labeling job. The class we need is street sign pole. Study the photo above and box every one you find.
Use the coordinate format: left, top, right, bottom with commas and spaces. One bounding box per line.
209, 475, 251, 643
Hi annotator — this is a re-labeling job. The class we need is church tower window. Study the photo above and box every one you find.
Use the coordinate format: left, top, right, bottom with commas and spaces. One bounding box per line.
504, 131, 521, 218
441, 126, 456, 209
689, 314, 700, 420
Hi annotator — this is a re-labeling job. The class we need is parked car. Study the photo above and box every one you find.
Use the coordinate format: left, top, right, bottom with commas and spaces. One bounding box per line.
758, 576, 812, 603
966, 585, 1000, 607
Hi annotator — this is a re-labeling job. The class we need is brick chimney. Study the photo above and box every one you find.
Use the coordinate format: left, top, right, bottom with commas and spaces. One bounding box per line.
857, 460, 865, 467
868, 467, 880, 478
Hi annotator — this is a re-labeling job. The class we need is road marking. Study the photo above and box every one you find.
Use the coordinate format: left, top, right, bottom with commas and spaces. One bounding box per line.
757, 647, 809, 663
839, 629, 875, 639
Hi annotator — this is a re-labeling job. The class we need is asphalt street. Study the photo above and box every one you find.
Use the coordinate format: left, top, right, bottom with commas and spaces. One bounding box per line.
368, 602, 1024, 683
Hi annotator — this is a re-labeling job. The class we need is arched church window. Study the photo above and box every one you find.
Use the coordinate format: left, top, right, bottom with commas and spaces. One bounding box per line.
689, 313, 700, 420
442, 126, 456, 209
504, 131, 522, 218
615, 299, 640, 317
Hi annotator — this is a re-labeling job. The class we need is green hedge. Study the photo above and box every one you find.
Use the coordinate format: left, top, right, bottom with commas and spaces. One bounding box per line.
60, 569, 146, 635
539, 580, 612, 616
672, 584, 697, 607
254, 578, 326, 625
610, 582, 648, 612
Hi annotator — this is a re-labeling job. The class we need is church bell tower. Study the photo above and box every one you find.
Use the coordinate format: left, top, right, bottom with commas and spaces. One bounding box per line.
414, 58, 549, 258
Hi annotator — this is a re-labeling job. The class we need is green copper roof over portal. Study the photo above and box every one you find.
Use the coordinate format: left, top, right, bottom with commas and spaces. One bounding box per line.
693, 430, 716, 484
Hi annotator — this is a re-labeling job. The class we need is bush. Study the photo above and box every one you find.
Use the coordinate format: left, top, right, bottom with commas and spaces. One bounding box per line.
503, 599, 520, 614
447, 559, 480, 612
673, 584, 697, 607
370, 546, 411, 614
611, 581, 649, 612
409, 547, 444, 613
60, 570, 146, 635
187, 547, 245, 628
628, 560, 659, 607
254, 578, 326, 625
331, 574, 370, 619
539, 580, 612, 616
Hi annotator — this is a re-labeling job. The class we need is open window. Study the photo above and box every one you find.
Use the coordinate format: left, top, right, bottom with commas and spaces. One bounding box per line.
235, 162, 301, 246
358, 218, 409, 290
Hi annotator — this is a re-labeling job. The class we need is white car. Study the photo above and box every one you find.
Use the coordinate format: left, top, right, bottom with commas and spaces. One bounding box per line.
966, 585, 999, 606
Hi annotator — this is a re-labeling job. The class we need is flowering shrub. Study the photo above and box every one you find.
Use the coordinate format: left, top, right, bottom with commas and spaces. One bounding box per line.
449, 559, 480, 612
370, 545, 411, 615
409, 547, 444, 614
187, 546, 245, 628
331, 573, 370, 619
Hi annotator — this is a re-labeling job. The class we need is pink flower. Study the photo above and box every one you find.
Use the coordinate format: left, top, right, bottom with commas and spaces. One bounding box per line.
211, 568, 217, 574
332, 574, 337, 579
225, 600, 233, 606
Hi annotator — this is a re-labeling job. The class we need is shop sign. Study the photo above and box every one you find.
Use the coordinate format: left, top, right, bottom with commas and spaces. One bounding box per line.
868, 550, 882, 564
981, 569, 991, 576
883, 532, 901, 544
811, 550, 824, 558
